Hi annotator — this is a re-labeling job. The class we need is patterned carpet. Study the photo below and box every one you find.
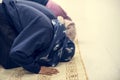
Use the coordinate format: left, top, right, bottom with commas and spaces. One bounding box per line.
0, 39, 88, 80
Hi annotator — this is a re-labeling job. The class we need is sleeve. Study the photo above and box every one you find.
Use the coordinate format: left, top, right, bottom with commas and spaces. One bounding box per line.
18, 0, 56, 19
9, 3, 53, 73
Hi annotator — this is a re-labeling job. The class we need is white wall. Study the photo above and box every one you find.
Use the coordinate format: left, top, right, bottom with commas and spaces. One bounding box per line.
0, 0, 2, 3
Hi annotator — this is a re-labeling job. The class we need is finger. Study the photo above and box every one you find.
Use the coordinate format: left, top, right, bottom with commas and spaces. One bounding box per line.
46, 72, 53, 76
52, 69, 59, 73
46, 67, 59, 74
51, 69, 59, 74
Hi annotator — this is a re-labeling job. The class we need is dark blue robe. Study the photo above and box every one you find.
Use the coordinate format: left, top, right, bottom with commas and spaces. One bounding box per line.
25, 0, 48, 5
0, 3, 19, 68
18, 0, 56, 19
1, 0, 75, 73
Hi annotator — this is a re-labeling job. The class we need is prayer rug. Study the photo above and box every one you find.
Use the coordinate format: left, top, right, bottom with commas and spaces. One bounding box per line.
0, 39, 88, 80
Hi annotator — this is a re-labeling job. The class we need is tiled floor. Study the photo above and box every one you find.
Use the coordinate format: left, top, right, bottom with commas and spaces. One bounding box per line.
55, 0, 120, 80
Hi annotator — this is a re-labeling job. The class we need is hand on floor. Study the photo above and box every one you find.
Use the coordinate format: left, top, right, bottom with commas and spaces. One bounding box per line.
39, 66, 59, 75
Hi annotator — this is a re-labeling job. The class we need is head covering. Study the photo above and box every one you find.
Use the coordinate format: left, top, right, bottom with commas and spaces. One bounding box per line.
57, 16, 76, 41
38, 19, 75, 67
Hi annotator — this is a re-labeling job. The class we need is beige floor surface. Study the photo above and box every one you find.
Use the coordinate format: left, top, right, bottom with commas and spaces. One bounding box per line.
55, 0, 120, 80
